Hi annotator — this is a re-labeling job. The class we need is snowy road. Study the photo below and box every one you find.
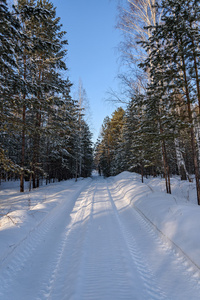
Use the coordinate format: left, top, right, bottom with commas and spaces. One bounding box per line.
0, 176, 200, 299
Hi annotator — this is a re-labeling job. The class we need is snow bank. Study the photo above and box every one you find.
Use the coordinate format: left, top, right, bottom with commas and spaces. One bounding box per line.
111, 171, 200, 269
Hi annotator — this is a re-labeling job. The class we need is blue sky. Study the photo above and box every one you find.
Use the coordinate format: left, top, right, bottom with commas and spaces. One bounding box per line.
51, 0, 123, 143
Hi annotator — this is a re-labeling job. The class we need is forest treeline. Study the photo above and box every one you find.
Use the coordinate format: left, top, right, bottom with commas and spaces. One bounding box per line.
0, 0, 93, 191
94, 0, 200, 205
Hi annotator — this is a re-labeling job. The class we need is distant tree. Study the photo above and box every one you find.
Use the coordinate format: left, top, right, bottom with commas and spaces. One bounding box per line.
95, 108, 125, 177
81, 121, 93, 178
97, 116, 112, 177
109, 107, 125, 175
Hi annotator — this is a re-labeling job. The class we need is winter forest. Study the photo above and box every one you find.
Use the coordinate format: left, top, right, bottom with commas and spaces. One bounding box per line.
2, 0, 200, 298
0, 0, 93, 192
94, 0, 200, 205
2, 0, 200, 205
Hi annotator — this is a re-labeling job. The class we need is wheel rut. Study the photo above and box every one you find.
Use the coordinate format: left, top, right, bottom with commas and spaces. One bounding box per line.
0, 180, 94, 300
108, 178, 200, 300
1, 177, 200, 300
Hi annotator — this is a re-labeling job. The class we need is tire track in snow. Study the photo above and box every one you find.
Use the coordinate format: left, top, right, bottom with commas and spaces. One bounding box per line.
109, 179, 200, 299
130, 205, 200, 297
133, 206, 200, 280
106, 182, 168, 300
39, 181, 97, 300
0, 179, 93, 299
72, 178, 143, 300
2, 176, 200, 299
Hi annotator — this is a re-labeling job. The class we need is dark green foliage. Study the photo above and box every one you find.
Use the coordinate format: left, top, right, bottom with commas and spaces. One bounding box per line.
140, 0, 200, 200
0, 0, 93, 188
0, 0, 21, 174
98, 0, 200, 200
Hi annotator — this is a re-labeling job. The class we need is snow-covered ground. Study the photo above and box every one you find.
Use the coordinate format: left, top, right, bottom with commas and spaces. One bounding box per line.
0, 172, 200, 299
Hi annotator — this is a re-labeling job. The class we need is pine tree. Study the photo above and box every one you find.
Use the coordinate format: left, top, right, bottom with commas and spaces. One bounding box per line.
97, 116, 112, 177
95, 108, 125, 177
13, 0, 70, 190
0, 0, 94, 188
122, 94, 162, 181
13, 0, 51, 191
81, 121, 93, 178
109, 107, 125, 175
0, 0, 20, 178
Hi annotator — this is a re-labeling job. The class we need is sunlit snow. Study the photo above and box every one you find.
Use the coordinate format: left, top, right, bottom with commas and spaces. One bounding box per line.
0, 172, 200, 299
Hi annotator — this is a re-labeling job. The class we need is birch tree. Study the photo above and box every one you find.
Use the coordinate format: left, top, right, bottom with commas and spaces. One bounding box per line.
74, 79, 91, 179
117, 0, 162, 94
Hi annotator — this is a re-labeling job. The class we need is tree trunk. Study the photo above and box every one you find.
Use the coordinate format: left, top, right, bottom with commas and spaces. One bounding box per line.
141, 163, 144, 183
161, 139, 171, 194
29, 172, 32, 192
159, 123, 171, 194
20, 53, 27, 193
174, 137, 190, 180
20, 104, 26, 192
32, 103, 41, 188
75, 157, 78, 182
181, 50, 200, 204
190, 21, 200, 114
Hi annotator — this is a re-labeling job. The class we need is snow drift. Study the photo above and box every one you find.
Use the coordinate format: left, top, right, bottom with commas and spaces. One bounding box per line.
110, 171, 200, 269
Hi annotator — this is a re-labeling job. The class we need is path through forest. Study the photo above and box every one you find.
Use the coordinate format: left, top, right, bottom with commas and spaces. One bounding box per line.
0, 175, 200, 299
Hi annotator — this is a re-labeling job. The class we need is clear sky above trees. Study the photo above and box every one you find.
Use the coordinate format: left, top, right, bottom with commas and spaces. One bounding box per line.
51, 0, 123, 142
